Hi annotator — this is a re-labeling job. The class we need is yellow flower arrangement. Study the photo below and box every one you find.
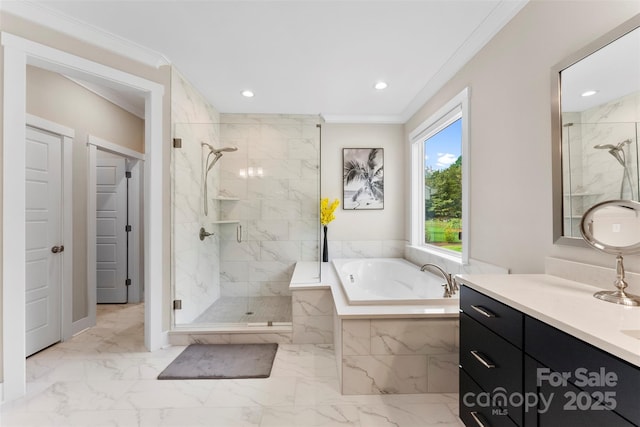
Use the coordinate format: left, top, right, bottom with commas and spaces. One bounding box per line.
320, 198, 340, 225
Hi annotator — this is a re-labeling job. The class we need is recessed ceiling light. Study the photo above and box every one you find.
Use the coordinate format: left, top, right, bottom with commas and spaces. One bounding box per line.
581, 90, 598, 97
241, 90, 254, 98
374, 81, 388, 90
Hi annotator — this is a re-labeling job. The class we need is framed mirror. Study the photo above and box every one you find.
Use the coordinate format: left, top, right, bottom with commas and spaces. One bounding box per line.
580, 200, 640, 306
552, 14, 640, 246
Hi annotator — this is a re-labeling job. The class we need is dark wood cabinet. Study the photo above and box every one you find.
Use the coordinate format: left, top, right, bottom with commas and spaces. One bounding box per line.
459, 286, 524, 426
460, 285, 640, 427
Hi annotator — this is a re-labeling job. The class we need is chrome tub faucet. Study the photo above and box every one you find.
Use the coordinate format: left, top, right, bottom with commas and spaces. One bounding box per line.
420, 263, 458, 297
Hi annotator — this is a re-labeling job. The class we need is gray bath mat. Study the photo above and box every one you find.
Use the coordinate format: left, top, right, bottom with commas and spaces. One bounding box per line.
158, 343, 278, 380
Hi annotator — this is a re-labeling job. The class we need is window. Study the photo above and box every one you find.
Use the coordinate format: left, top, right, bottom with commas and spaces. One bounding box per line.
410, 88, 469, 264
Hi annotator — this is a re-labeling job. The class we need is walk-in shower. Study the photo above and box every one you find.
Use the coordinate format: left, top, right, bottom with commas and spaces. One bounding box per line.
202, 142, 238, 215
562, 120, 639, 237
594, 139, 635, 199
172, 117, 320, 333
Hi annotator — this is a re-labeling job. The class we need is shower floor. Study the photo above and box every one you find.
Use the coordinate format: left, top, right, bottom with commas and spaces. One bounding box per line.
193, 296, 292, 324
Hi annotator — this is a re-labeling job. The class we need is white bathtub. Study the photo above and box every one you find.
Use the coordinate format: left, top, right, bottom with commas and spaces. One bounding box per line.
332, 258, 459, 305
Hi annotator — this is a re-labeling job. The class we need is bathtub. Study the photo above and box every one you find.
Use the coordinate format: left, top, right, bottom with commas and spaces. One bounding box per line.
332, 258, 459, 305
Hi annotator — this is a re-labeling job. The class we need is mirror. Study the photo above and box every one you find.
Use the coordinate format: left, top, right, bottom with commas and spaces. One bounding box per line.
552, 14, 640, 245
580, 200, 640, 306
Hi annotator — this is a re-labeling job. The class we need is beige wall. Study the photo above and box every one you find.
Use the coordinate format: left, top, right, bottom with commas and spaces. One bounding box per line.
322, 123, 404, 241
26, 65, 144, 321
0, 11, 173, 384
405, 1, 640, 273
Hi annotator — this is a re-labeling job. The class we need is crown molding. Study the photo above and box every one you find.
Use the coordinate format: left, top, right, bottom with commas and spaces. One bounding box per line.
320, 113, 405, 125
400, 0, 529, 123
322, 0, 528, 126
0, 0, 171, 69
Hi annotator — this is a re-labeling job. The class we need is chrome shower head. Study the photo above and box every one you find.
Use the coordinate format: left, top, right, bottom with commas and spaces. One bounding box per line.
594, 139, 631, 168
201, 142, 215, 151
594, 143, 617, 150
202, 145, 238, 172
594, 139, 632, 151
211, 146, 238, 155
201, 142, 238, 155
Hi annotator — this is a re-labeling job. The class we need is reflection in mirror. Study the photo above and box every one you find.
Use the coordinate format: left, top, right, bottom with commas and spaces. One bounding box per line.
552, 15, 640, 243
580, 200, 640, 306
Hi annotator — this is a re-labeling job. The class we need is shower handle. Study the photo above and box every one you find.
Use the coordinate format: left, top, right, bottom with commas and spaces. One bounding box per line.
236, 224, 242, 243
199, 227, 214, 241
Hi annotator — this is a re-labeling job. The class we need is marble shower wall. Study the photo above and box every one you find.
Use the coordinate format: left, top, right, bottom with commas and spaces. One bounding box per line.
171, 68, 222, 324
563, 91, 640, 235
218, 114, 321, 299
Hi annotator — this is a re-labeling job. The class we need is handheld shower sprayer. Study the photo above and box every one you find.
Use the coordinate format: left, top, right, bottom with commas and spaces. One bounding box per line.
594, 139, 631, 167
201, 143, 239, 216
593, 139, 634, 199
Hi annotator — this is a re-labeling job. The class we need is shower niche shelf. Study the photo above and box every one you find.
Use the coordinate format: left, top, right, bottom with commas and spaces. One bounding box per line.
210, 220, 240, 224
563, 192, 602, 197
212, 196, 240, 201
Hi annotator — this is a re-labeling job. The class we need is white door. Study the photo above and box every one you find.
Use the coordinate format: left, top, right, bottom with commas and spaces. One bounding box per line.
25, 126, 63, 356
96, 153, 128, 303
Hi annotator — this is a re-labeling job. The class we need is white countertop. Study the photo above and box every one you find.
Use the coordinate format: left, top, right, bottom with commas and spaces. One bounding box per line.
455, 274, 640, 367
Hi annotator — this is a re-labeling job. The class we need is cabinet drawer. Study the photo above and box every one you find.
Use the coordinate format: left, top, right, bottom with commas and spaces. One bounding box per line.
526, 316, 640, 426
460, 369, 518, 427
461, 286, 523, 348
524, 355, 636, 427
460, 314, 523, 425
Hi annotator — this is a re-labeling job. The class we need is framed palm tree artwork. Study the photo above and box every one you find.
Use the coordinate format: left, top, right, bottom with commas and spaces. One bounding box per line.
342, 148, 384, 210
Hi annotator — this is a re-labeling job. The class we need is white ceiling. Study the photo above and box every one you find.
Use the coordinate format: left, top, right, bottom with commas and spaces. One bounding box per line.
6, 0, 529, 122
561, 26, 640, 113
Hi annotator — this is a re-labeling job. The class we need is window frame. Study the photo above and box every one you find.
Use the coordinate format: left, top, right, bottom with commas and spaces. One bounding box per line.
409, 87, 470, 264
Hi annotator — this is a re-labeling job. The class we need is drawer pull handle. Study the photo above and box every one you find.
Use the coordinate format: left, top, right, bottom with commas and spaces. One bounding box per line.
470, 305, 496, 318
470, 411, 489, 427
470, 350, 496, 368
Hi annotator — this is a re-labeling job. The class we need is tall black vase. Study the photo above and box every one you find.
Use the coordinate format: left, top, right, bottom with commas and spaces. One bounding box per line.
322, 225, 329, 262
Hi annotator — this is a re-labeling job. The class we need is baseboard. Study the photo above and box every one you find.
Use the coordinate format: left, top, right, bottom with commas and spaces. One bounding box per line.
71, 316, 94, 337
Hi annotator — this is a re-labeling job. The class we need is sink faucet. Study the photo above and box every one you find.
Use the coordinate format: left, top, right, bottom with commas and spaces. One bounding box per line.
420, 263, 457, 297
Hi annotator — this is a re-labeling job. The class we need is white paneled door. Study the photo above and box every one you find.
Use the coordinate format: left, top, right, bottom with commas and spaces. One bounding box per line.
25, 126, 63, 357
96, 153, 128, 303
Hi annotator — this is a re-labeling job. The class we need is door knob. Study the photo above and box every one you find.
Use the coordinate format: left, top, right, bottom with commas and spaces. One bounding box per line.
51, 245, 64, 254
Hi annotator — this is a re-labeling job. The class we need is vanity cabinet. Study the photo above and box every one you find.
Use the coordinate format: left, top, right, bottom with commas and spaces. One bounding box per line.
459, 286, 523, 426
525, 316, 639, 426
460, 285, 640, 427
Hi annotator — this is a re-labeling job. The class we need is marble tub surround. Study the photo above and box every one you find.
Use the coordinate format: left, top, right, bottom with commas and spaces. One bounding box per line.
290, 262, 460, 395
546, 256, 640, 296
1, 304, 464, 427
292, 289, 334, 345
456, 273, 640, 366
337, 318, 459, 395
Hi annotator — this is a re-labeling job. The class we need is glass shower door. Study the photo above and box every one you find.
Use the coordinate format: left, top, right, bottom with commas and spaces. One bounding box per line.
562, 121, 639, 237
171, 116, 320, 329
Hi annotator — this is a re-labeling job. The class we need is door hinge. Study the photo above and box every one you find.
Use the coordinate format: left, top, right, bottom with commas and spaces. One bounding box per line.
173, 300, 182, 310
125, 171, 132, 179
173, 138, 182, 148
125, 225, 132, 232
125, 278, 132, 287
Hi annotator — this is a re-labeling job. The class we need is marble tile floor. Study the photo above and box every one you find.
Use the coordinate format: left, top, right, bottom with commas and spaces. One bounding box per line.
1, 303, 463, 427
194, 296, 292, 324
